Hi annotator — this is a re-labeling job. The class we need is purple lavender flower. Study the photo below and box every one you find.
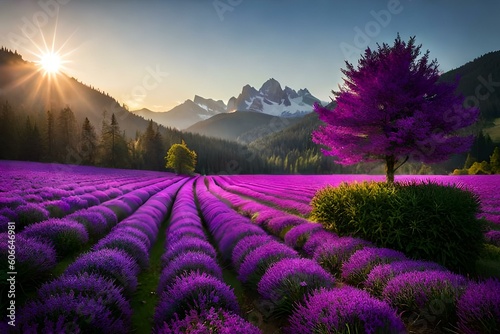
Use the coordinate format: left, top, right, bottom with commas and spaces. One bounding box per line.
365, 260, 446, 297
457, 278, 500, 334
484, 230, 500, 247
383, 270, 468, 329
65, 249, 139, 295
156, 307, 262, 334
43, 199, 72, 218
231, 234, 274, 271
15, 203, 50, 229
266, 216, 307, 237
285, 286, 406, 334
154, 272, 239, 329
62, 195, 89, 211
86, 206, 118, 228
103, 199, 134, 221
161, 238, 217, 266
0, 207, 17, 221
0, 195, 26, 208
93, 232, 150, 269
18, 293, 129, 333
21, 218, 89, 256
167, 226, 207, 243
80, 193, 100, 206
284, 222, 324, 249
90, 190, 111, 202
302, 230, 338, 257
341, 247, 408, 286
38, 272, 132, 320
113, 226, 152, 249
252, 209, 279, 226
313, 236, 372, 278
258, 258, 335, 316
216, 224, 266, 261
0, 233, 56, 281
104, 188, 123, 199
67, 210, 109, 240
157, 251, 223, 294
238, 241, 299, 285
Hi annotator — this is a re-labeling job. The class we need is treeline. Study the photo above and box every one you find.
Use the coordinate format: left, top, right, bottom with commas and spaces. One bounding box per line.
0, 101, 272, 174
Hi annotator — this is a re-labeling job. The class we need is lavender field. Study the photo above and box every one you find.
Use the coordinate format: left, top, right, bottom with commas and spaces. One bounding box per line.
1, 160, 499, 333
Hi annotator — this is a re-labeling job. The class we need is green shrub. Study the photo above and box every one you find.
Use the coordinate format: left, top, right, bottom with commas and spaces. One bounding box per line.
311, 180, 484, 272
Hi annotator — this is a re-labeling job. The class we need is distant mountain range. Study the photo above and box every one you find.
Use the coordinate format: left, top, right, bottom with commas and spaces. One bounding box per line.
131, 78, 323, 130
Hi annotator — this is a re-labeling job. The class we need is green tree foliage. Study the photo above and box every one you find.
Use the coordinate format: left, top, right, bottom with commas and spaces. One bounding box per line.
98, 113, 129, 168
79, 117, 98, 165
55, 106, 77, 161
490, 146, 500, 173
0, 101, 17, 159
165, 141, 197, 175
19, 116, 43, 161
139, 120, 165, 170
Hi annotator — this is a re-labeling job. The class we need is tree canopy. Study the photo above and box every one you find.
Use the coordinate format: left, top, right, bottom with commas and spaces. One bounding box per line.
165, 141, 197, 175
313, 35, 479, 182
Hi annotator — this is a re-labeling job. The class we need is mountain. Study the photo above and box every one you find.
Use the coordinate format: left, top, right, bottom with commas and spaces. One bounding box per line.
185, 111, 302, 143
0, 48, 154, 139
132, 95, 228, 130
229, 78, 321, 117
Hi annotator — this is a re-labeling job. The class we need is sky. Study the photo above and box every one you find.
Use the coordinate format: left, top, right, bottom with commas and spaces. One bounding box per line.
0, 0, 499, 111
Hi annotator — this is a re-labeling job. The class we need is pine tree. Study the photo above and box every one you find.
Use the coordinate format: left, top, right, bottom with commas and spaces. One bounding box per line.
55, 106, 77, 162
490, 146, 500, 174
313, 35, 479, 183
80, 117, 98, 165
45, 110, 56, 161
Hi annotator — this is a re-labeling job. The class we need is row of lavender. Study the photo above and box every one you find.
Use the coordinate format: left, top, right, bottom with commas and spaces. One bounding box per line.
3, 178, 184, 333
206, 176, 500, 333
153, 179, 260, 333
197, 178, 409, 333
0, 165, 174, 233
0, 176, 183, 289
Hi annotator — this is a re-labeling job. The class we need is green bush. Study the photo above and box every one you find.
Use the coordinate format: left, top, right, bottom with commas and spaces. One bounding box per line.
311, 181, 484, 272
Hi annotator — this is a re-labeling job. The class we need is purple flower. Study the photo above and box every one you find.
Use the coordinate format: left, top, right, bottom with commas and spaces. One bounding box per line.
90, 190, 111, 202
65, 249, 139, 295
0, 233, 56, 281
161, 238, 217, 266
231, 234, 274, 271
253, 209, 280, 226
0, 207, 17, 221
62, 195, 89, 211
257, 258, 335, 315
157, 251, 223, 294
216, 224, 266, 261
365, 260, 446, 297
21, 218, 89, 256
104, 188, 123, 199
154, 272, 239, 329
383, 270, 468, 329
80, 193, 100, 206
43, 199, 71, 218
67, 210, 110, 240
484, 230, 500, 247
284, 222, 324, 249
93, 232, 150, 269
0, 195, 26, 208
313, 236, 372, 278
156, 307, 262, 334
167, 226, 207, 243
103, 199, 134, 221
38, 272, 132, 320
285, 286, 406, 334
87, 206, 118, 228
266, 216, 307, 237
238, 241, 299, 285
341, 247, 407, 286
457, 278, 500, 334
15, 203, 50, 229
18, 293, 129, 333
302, 230, 338, 257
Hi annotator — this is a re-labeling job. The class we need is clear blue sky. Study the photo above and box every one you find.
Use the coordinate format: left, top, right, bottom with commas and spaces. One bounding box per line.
1, 0, 499, 111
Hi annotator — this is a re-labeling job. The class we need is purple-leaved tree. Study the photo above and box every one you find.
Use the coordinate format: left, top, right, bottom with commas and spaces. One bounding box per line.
313, 35, 479, 183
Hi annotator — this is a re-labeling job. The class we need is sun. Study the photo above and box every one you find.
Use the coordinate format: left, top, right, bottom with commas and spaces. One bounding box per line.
39, 52, 62, 74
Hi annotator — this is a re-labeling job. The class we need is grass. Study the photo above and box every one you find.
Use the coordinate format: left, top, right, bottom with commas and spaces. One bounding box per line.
130, 217, 169, 334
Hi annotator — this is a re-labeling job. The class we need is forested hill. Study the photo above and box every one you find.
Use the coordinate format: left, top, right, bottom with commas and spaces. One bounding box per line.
439, 50, 500, 121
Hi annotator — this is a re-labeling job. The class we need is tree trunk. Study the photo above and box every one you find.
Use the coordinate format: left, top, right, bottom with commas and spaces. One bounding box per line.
385, 155, 395, 183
